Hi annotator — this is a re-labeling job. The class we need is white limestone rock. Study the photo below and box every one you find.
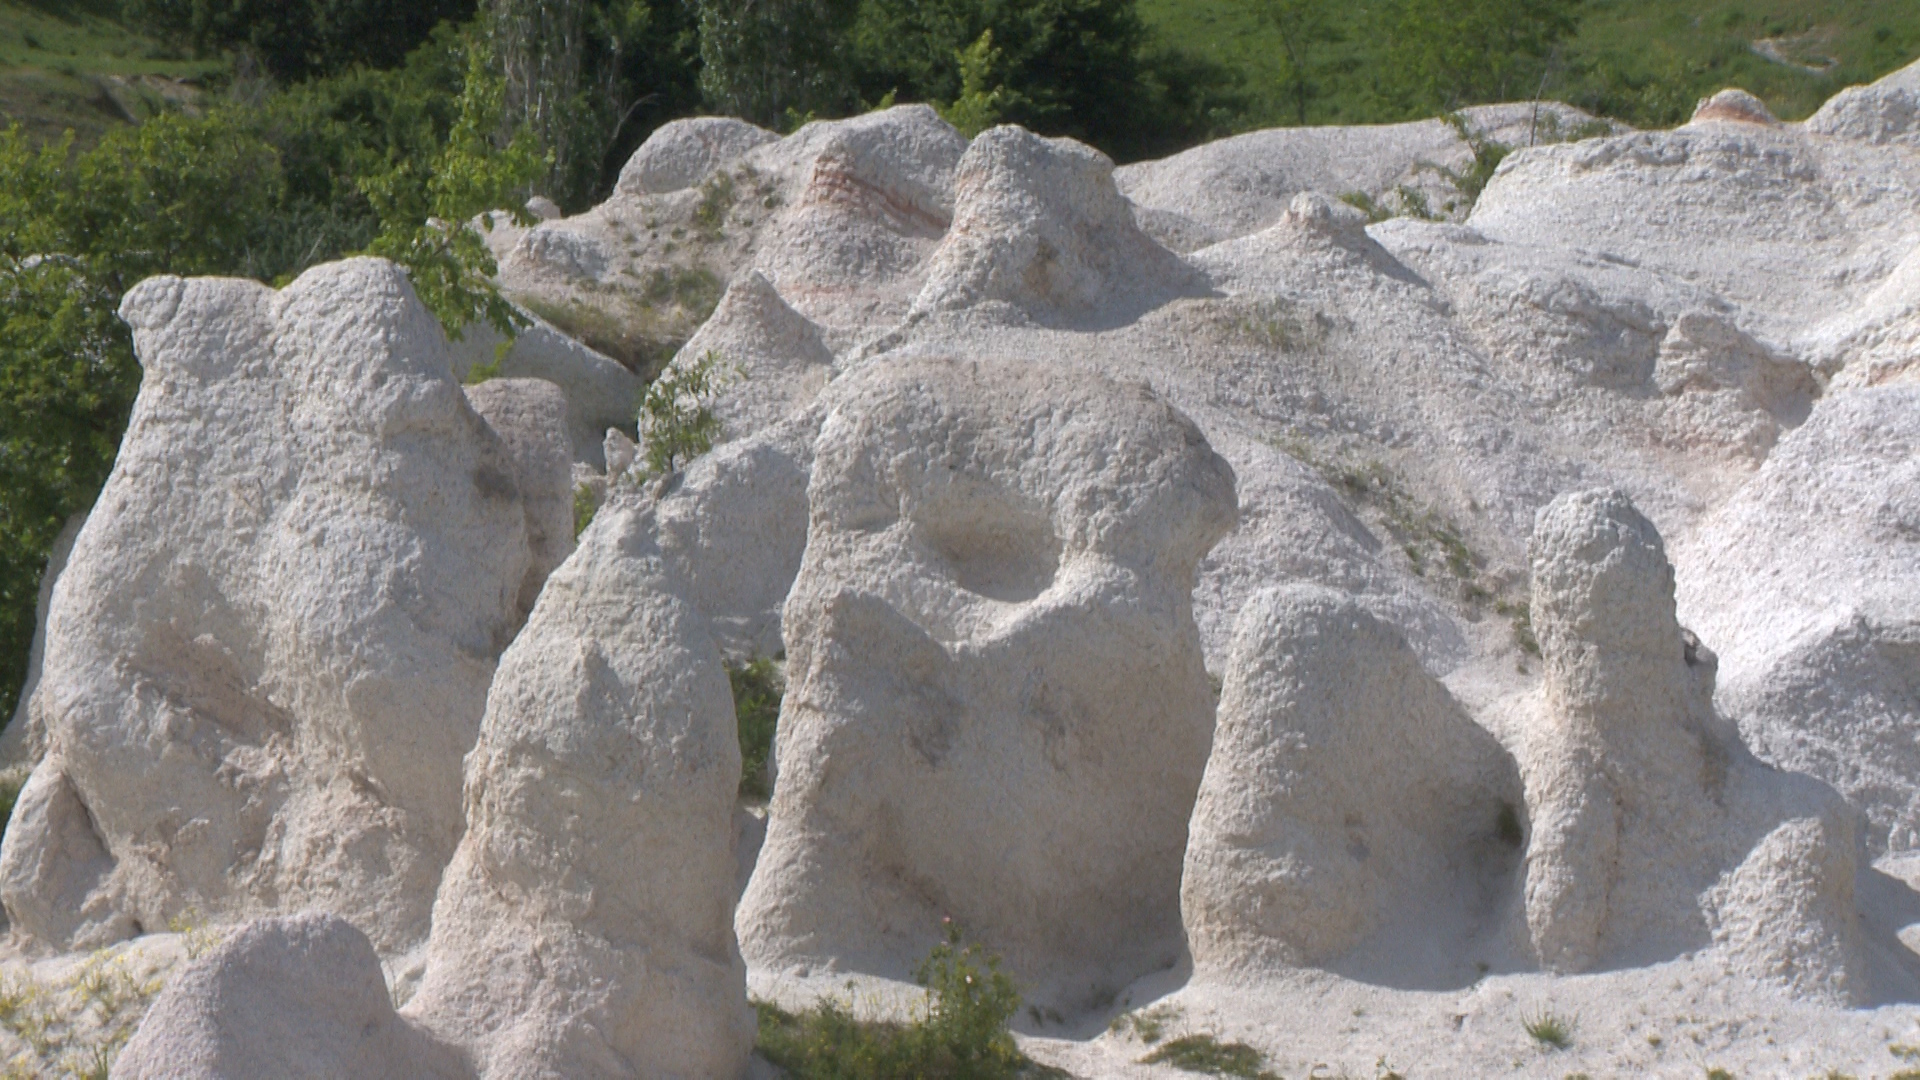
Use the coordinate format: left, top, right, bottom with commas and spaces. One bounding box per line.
1181, 585, 1523, 977
1807, 57, 1920, 148
660, 270, 833, 444
1688, 88, 1780, 127
403, 499, 753, 1079
503, 105, 966, 352
1115, 101, 1618, 249
616, 116, 780, 197
1468, 118, 1920, 347
1675, 385, 1920, 855
737, 355, 1237, 1009
462, 379, 576, 621
114, 913, 464, 1080
913, 125, 1210, 328
650, 415, 818, 663
0, 259, 539, 957
1519, 489, 1868, 1002
448, 315, 642, 468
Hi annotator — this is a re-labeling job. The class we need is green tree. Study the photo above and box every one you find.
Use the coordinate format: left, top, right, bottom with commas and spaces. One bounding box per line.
851, 0, 1228, 161
489, 0, 687, 209
936, 30, 1022, 138
361, 30, 548, 338
696, 0, 861, 128
0, 114, 285, 724
1261, 0, 1338, 125
120, 0, 478, 81
1370, 0, 1582, 114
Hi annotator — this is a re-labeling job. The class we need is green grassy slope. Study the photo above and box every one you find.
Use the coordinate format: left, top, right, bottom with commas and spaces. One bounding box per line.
0, 0, 221, 146
1139, 0, 1920, 130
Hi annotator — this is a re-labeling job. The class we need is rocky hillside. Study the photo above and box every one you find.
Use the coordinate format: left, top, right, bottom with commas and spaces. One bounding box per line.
1, 57, 1918, 1079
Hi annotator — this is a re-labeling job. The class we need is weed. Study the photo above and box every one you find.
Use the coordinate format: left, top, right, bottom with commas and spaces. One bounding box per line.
1340, 191, 1391, 224
1140, 1033, 1279, 1078
572, 483, 598, 540
1494, 599, 1541, 657
694, 171, 736, 237
639, 349, 727, 475
754, 921, 1060, 1078
1524, 1009, 1575, 1050
1704, 1069, 1734, 1080
729, 658, 781, 801
1110, 1003, 1182, 1045
1229, 296, 1328, 352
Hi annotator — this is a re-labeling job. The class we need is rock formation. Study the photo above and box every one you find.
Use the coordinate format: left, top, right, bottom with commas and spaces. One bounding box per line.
615, 116, 780, 197
402, 498, 753, 1079
1182, 585, 1523, 977
0, 259, 543, 956
1807, 56, 1920, 148
659, 270, 833, 442
1676, 386, 1920, 856
737, 354, 1236, 1007
1518, 489, 1866, 1001
114, 914, 463, 1080
914, 125, 1210, 327
462, 378, 576, 621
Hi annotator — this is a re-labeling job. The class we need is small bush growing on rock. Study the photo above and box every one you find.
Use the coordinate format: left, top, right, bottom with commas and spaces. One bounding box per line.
1523, 1008, 1575, 1050
639, 349, 728, 475
754, 921, 1050, 1078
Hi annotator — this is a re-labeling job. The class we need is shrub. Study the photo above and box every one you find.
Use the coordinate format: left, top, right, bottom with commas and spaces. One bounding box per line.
1523, 1008, 1575, 1050
638, 349, 727, 475
754, 920, 1053, 1078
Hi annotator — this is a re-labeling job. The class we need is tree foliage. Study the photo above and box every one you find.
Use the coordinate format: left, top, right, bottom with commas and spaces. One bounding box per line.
490, 0, 697, 209
696, 0, 862, 129
0, 25, 537, 723
120, 0, 478, 81
1369, 0, 1583, 114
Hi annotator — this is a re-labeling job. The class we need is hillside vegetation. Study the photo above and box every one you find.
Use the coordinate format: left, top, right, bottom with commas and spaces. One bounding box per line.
1141, 0, 1920, 128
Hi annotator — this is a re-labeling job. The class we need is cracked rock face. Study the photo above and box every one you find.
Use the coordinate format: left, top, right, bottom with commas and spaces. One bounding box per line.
0, 259, 546, 958
737, 354, 1236, 1009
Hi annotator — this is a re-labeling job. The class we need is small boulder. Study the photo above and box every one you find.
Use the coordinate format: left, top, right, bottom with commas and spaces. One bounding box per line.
114, 913, 464, 1080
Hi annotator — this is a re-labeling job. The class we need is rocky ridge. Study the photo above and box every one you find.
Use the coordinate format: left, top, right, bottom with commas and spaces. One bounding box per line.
1, 58, 1919, 1078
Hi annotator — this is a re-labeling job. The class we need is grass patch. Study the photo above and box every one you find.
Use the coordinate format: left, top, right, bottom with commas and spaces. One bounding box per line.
0, 0, 222, 149
1523, 1009, 1576, 1050
754, 923, 1063, 1079
692, 170, 736, 238
517, 267, 722, 379
1135, 0, 1920, 131
1140, 1033, 1279, 1078
1110, 1002, 1181, 1045
729, 657, 780, 802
